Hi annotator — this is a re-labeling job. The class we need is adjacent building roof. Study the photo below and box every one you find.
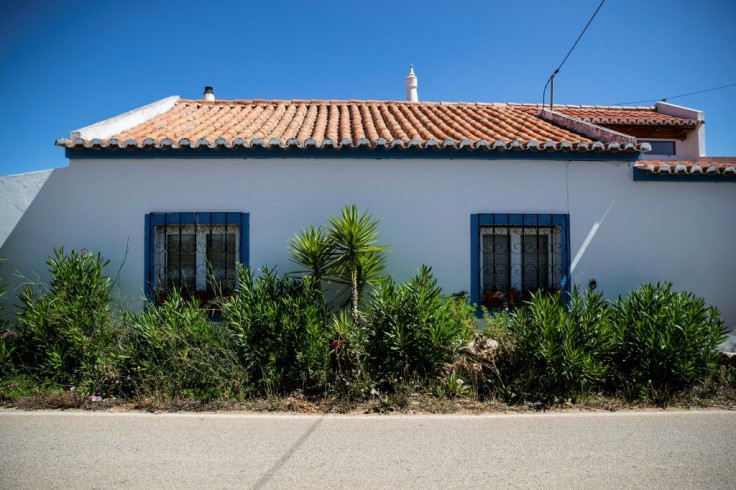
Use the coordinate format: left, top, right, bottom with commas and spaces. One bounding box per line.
57, 98, 693, 153
552, 107, 698, 127
635, 157, 736, 176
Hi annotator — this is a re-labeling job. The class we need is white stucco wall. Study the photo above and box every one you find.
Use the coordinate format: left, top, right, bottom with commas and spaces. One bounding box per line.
1, 157, 734, 332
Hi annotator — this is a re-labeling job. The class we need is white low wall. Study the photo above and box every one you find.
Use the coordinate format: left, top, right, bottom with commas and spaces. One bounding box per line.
1, 157, 734, 330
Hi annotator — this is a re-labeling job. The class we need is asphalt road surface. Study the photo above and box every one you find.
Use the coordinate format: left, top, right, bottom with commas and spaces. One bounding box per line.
1, 410, 734, 489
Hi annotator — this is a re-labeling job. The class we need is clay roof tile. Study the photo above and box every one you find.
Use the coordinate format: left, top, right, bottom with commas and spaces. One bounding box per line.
60, 99, 696, 153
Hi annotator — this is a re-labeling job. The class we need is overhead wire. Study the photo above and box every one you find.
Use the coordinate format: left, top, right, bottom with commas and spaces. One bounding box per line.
512, 0, 607, 143
542, 0, 607, 109
612, 82, 736, 106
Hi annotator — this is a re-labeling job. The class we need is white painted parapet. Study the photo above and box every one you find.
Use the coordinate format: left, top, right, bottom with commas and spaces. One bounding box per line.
655, 101, 706, 158
69, 96, 180, 141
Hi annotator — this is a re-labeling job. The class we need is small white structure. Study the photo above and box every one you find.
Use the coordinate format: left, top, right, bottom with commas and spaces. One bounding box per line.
406, 65, 418, 102
1, 81, 735, 330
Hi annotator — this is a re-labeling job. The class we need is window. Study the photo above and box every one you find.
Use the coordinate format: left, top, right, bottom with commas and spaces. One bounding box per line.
641, 140, 676, 156
145, 213, 249, 302
471, 214, 570, 308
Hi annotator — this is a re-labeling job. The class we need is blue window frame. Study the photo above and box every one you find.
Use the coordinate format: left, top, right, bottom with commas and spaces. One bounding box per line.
470, 213, 570, 308
144, 212, 249, 301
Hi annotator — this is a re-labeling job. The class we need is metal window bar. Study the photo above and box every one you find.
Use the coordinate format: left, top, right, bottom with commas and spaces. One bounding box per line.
550, 213, 554, 290
480, 213, 563, 309
152, 213, 243, 304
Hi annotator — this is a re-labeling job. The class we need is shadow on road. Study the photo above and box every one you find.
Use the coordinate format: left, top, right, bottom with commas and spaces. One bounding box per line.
251, 416, 325, 489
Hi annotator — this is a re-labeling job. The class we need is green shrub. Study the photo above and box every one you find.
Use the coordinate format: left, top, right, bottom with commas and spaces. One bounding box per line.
326, 310, 372, 395
16, 248, 121, 393
612, 283, 726, 402
365, 266, 475, 384
0, 328, 17, 380
0, 259, 15, 378
497, 290, 616, 403
122, 294, 247, 399
220, 266, 330, 395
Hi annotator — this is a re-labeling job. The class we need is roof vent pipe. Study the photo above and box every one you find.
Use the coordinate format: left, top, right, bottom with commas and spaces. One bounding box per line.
405, 65, 418, 102
203, 86, 215, 101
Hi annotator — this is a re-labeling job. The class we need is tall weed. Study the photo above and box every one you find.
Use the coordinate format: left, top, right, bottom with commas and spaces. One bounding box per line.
328, 310, 371, 395
0, 259, 15, 378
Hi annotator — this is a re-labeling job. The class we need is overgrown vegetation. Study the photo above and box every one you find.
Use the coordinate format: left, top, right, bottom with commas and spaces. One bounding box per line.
611, 283, 726, 403
0, 258, 14, 378
290, 204, 387, 325
14, 249, 122, 394
0, 208, 732, 411
496, 290, 616, 403
366, 266, 474, 384
219, 267, 330, 396
123, 295, 247, 400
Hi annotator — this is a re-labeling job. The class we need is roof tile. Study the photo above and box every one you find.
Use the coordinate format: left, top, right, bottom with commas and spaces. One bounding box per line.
59, 99, 692, 152
635, 158, 736, 175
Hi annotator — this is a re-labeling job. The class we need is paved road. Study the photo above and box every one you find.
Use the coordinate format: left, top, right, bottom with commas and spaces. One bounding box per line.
1, 410, 734, 489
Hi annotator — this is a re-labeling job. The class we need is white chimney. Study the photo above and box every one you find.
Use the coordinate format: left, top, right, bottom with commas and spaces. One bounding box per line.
203, 86, 215, 101
405, 65, 418, 102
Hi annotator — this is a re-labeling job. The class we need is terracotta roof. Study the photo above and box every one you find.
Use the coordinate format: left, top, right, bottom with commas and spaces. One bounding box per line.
56, 99, 654, 153
635, 158, 736, 176
552, 107, 697, 127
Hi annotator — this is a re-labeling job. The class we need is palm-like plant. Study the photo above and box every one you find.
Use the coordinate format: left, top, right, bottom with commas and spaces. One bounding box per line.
289, 226, 334, 282
290, 205, 387, 325
328, 205, 387, 325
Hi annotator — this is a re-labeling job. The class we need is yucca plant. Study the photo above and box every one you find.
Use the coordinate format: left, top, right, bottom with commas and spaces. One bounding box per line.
290, 205, 388, 326
289, 226, 335, 282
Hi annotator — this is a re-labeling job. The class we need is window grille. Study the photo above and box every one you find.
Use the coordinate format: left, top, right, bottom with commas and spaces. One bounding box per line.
471, 213, 570, 309
145, 212, 248, 303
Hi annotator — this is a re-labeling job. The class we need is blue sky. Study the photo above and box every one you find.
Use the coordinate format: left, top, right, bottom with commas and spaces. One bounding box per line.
1, 0, 734, 175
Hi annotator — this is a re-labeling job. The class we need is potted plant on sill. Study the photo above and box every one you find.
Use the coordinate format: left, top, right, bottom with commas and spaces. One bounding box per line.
507, 288, 521, 307
483, 289, 506, 307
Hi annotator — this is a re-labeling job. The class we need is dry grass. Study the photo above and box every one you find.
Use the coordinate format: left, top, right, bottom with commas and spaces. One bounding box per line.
2, 384, 734, 414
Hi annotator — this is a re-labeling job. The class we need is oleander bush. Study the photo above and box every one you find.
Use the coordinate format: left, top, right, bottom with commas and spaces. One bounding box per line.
365, 266, 476, 385
495, 290, 616, 403
14, 248, 122, 393
122, 294, 247, 399
611, 283, 727, 402
219, 266, 331, 396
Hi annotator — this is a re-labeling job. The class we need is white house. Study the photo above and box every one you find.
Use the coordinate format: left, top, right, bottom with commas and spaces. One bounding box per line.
1, 71, 735, 330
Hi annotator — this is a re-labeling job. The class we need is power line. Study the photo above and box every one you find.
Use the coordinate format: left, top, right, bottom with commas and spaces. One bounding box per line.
542, 0, 607, 108
511, 0, 607, 144
613, 82, 736, 106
